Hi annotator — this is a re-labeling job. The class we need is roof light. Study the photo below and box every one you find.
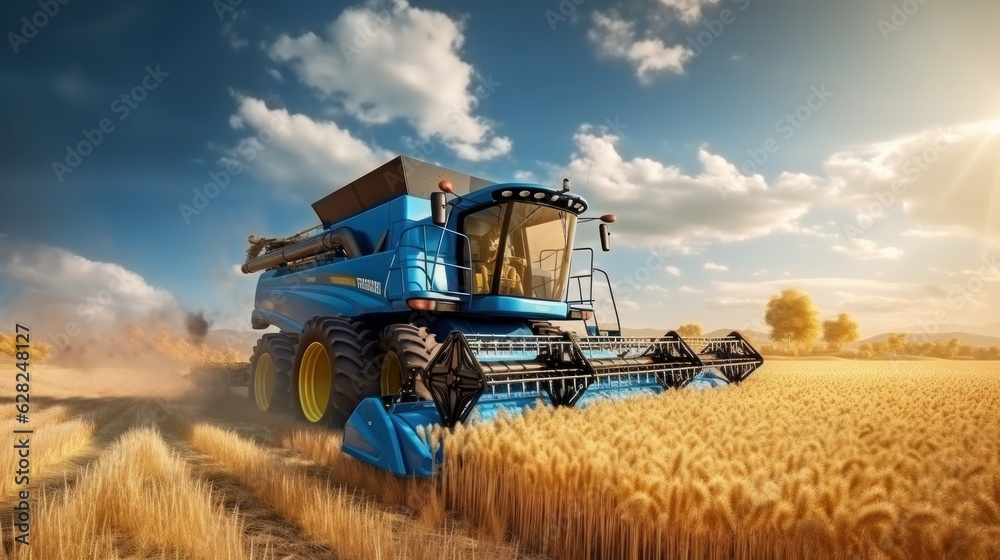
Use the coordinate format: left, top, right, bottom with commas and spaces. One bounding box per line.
501, 190, 513, 197
533, 192, 546, 200
550, 194, 560, 202
519, 190, 531, 198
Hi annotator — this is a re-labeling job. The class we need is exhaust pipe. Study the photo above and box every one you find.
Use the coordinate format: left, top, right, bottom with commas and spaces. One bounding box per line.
241, 228, 364, 274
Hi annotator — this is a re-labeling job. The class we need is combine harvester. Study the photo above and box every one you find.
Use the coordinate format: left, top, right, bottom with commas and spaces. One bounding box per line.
237, 156, 763, 476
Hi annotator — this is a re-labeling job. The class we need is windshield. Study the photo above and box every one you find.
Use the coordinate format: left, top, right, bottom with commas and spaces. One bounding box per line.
464, 202, 576, 300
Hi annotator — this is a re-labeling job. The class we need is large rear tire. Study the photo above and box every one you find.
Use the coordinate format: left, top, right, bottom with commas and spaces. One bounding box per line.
249, 334, 294, 413
379, 324, 439, 400
291, 316, 379, 428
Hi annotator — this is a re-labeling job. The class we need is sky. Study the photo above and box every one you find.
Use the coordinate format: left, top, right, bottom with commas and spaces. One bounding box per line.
1, 0, 999, 344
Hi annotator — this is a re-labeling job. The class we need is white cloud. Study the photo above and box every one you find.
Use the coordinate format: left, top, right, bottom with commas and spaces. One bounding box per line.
558, 125, 817, 245
902, 228, 972, 238
664, 266, 681, 276
831, 238, 904, 260
825, 119, 1000, 239
714, 277, 940, 297
0, 244, 174, 318
514, 170, 537, 182
588, 11, 693, 82
268, 1, 511, 161
618, 299, 641, 312
704, 296, 764, 308
658, 0, 722, 24
551, 117, 1000, 255
266, 68, 284, 82
679, 285, 702, 293
222, 96, 393, 198
0, 243, 182, 357
704, 262, 728, 272
222, 21, 248, 50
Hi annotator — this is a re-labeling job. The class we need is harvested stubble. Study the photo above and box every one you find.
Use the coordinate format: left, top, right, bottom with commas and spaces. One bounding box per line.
3, 425, 255, 560
0, 405, 116, 498
189, 422, 528, 560
440, 361, 1000, 560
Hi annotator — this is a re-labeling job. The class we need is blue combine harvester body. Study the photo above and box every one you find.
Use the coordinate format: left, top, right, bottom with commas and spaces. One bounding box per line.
241, 156, 763, 476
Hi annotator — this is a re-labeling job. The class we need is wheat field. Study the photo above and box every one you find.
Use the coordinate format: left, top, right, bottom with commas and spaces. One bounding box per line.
1, 360, 998, 559
441, 361, 1000, 560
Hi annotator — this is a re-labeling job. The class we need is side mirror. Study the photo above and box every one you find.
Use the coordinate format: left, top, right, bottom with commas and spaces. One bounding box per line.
431, 192, 447, 227
599, 223, 611, 252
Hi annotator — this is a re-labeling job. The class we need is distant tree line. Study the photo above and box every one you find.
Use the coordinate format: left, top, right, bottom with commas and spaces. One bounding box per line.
679, 288, 1000, 360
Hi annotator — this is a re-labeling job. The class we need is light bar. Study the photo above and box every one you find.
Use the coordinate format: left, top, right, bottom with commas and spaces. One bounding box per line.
407, 298, 460, 312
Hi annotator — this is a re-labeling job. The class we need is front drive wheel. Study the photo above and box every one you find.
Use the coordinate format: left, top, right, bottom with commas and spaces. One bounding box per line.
379, 324, 439, 400
249, 333, 294, 413
291, 316, 379, 428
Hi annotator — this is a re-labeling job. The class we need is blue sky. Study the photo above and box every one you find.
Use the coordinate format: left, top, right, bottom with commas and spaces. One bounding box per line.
1, 0, 999, 341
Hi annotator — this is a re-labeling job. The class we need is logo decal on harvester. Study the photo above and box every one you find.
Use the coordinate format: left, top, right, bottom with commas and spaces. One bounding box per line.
328, 275, 382, 295
329, 275, 355, 287
356, 277, 382, 295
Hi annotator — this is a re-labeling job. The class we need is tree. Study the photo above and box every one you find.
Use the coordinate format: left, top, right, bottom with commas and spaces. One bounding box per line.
677, 324, 703, 338
886, 333, 907, 356
764, 289, 820, 352
946, 338, 960, 358
822, 313, 860, 352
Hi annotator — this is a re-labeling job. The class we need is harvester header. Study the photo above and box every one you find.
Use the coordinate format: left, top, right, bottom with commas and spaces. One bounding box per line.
234, 155, 763, 476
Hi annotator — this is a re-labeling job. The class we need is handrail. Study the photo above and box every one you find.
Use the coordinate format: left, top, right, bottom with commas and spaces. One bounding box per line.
383, 224, 473, 301
592, 268, 621, 335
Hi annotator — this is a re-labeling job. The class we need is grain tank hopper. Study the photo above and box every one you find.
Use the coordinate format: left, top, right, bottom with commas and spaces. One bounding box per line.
241, 156, 763, 476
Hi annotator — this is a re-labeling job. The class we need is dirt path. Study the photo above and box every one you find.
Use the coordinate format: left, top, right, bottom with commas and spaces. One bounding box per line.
157, 411, 339, 560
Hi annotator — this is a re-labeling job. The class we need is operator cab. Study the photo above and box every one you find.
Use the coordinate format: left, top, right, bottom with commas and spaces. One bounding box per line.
453, 180, 591, 304
463, 202, 577, 301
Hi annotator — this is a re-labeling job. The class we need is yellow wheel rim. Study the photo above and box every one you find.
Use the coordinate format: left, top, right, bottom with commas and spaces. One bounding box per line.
299, 342, 331, 423
381, 351, 402, 396
254, 353, 275, 411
